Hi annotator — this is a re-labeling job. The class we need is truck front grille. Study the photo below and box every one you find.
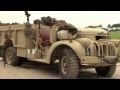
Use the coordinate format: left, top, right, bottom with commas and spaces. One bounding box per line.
92, 42, 117, 57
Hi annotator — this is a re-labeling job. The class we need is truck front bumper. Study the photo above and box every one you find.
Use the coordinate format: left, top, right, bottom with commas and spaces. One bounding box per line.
81, 56, 119, 65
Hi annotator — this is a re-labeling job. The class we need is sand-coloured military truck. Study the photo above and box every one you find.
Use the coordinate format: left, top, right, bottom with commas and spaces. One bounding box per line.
0, 12, 120, 79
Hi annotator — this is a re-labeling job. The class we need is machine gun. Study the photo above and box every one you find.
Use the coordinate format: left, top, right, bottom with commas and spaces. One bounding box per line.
24, 11, 31, 23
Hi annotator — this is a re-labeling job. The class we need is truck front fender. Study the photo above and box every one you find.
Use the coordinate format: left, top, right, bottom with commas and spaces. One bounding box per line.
46, 40, 85, 64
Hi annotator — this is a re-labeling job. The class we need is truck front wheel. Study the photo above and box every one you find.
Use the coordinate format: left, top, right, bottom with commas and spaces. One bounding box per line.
59, 48, 79, 79
5, 47, 19, 66
95, 65, 116, 77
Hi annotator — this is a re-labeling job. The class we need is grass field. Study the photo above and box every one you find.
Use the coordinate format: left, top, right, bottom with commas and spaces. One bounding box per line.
110, 31, 120, 39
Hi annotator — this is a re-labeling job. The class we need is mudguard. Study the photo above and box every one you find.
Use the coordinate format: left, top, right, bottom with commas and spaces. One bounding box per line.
46, 40, 85, 64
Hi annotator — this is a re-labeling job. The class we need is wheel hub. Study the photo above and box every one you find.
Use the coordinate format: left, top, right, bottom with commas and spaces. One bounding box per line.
61, 56, 68, 75
7, 51, 12, 64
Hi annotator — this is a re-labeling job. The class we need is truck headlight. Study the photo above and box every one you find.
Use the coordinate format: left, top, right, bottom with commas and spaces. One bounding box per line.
85, 48, 91, 56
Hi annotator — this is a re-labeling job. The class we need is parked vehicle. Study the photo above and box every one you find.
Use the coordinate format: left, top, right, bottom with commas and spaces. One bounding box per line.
0, 12, 120, 79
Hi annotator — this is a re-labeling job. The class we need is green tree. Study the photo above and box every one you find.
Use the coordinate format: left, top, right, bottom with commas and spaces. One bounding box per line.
87, 26, 96, 28
107, 24, 111, 28
107, 24, 112, 30
112, 23, 120, 27
0, 21, 19, 26
97, 24, 102, 27
86, 24, 103, 28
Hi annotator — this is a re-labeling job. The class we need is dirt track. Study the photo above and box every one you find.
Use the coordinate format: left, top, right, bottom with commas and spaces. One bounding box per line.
0, 58, 120, 79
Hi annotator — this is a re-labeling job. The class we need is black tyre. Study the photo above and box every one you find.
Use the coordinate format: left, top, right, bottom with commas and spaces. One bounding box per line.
59, 48, 79, 79
95, 65, 116, 77
17, 57, 27, 66
5, 47, 19, 66
3, 39, 13, 62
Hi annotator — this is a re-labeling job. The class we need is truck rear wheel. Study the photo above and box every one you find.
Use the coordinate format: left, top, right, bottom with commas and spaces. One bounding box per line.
5, 47, 19, 66
59, 48, 79, 79
95, 65, 116, 77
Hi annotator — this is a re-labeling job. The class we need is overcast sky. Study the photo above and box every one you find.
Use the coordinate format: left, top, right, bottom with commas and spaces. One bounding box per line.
0, 11, 120, 28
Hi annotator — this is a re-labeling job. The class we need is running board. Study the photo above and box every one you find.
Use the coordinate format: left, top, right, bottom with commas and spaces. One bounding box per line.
28, 58, 50, 64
